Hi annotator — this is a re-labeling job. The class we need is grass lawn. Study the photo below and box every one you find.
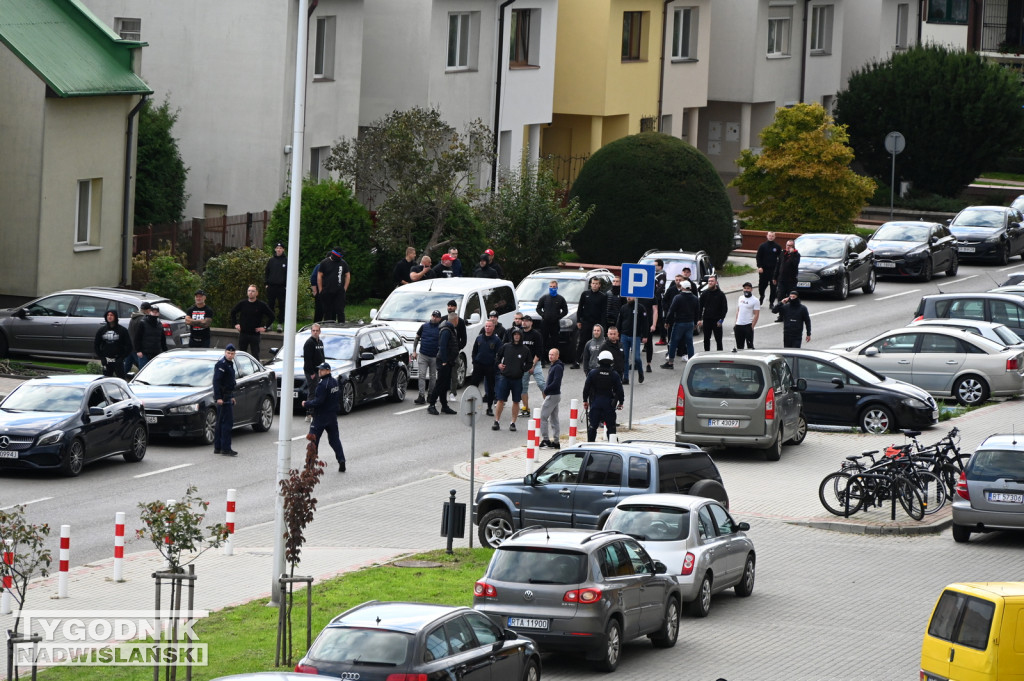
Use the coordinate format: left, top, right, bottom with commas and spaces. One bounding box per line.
979, 172, 1024, 183
35, 548, 493, 680
719, 262, 756, 277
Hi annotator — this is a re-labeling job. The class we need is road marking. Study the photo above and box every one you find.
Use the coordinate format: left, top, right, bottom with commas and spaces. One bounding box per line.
0, 497, 53, 511
876, 289, 920, 301
949, 274, 978, 284
395, 405, 428, 415
999, 264, 1024, 272
133, 463, 193, 479
809, 304, 856, 317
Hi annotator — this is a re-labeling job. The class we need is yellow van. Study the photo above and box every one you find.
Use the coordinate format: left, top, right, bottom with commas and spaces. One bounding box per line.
921, 582, 1024, 681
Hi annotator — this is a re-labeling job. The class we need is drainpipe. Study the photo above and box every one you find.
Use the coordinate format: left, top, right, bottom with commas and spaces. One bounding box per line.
656, 0, 673, 130
121, 94, 147, 288
491, 0, 517, 191
799, 0, 811, 103
917, 0, 924, 46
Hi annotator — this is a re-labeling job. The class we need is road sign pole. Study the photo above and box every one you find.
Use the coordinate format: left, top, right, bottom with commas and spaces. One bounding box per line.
469, 398, 475, 549
629, 310, 638, 429
620, 263, 656, 431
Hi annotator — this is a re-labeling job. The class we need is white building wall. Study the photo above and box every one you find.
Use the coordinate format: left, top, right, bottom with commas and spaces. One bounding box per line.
842, 0, 920, 81
661, 0, 713, 141
359, 0, 433, 125
921, 22, 968, 48
427, 0, 498, 132
803, 1, 845, 108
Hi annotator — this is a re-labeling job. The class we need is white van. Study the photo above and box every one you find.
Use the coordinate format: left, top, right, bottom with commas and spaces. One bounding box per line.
371, 278, 518, 387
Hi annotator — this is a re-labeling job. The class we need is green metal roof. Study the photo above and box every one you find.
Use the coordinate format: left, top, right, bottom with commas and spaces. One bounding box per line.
0, 0, 152, 97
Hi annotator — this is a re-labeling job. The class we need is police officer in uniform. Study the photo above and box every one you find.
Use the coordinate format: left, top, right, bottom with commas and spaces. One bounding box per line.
302, 362, 346, 472
582, 350, 624, 442
213, 345, 238, 456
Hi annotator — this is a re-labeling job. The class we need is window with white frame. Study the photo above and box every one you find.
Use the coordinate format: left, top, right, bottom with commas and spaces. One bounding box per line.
75, 179, 100, 246
896, 3, 910, 48
114, 17, 141, 41
314, 16, 336, 80
510, 9, 542, 67
310, 146, 330, 183
767, 5, 792, 56
810, 5, 833, 54
622, 11, 647, 61
447, 12, 476, 70
672, 7, 698, 60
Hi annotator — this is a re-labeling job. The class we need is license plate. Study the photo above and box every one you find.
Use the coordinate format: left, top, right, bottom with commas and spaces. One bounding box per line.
958, 246, 975, 253
180, 335, 190, 346
276, 390, 299, 398
0, 451, 18, 459
707, 419, 740, 428
986, 491, 1024, 503
796, 281, 811, 288
876, 261, 896, 268
932, 410, 939, 420
507, 617, 549, 630
146, 416, 158, 424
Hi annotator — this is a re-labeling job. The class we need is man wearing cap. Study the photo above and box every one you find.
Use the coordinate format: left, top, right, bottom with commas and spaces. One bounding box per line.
431, 254, 456, 278
185, 290, 214, 348
412, 310, 442, 405
583, 350, 624, 442
469, 318, 503, 416
302, 362, 346, 472
733, 282, 761, 350
133, 301, 167, 369
662, 280, 699, 369
485, 248, 504, 278
302, 323, 325, 420
473, 253, 498, 278
493, 328, 529, 431
488, 310, 506, 339
94, 309, 132, 379
317, 248, 351, 323
446, 299, 468, 399
230, 284, 275, 359
518, 315, 546, 417
535, 280, 568, 357
772, 290, 811, 348
392, 246, 417, 287
427, 312, 460, 415
213, 345, 239, 456
264, 242, 288, 332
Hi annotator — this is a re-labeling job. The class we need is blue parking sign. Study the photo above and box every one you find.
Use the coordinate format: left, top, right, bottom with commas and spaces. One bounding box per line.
621, 263, 656, 298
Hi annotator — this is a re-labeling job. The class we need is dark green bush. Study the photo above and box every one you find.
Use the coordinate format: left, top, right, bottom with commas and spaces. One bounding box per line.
200, 248, 271, 327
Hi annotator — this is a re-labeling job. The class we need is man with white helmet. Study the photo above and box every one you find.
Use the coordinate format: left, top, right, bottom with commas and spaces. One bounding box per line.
582, 350, 624, 442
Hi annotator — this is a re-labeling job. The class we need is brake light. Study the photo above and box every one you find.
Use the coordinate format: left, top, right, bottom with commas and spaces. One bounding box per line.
955, 471, 970, 501
680, 552, 696, 576
386, 675, 428, 681
564, 588, 602, 603
765, 387, 775, 421
1008, 356, 1020, 371
913, 315, 924, 322
294, 663, 319, 674
162, 322, 172, 337
474, 581, 497, 598
675, 384, 685, 417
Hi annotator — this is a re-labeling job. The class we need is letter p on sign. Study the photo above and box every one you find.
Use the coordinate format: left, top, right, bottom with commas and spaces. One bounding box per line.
621, 263, 656, 298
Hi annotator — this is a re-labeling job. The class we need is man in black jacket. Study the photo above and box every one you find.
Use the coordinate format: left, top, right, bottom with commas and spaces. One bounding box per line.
600, 326, 626, 378
213, 345, 238, 456
698, 275, 729, 351
772, 291, 812, 348
604, 275, 624, 329
302, 362, 346, 472
185, 290, 214, 348
132, 302, 167, 369
756, 232, 782, 306
302, 324, 325, 420
473, 253, 499, 278
662, 281, 699, 369
616, 298, 649, 385
264, 242, 287, 331
230, 285, 276, 359
575, 277, 607, 368
392, 247, 417, 287
469, 319, 503, 416
493, 329, 529, 431
774, 240, 801, 320
583, 351, 624, 442
317, 249, 351, 322
536, 280, 568, 355
427, 312, 460, 415
94, 310, 132, 379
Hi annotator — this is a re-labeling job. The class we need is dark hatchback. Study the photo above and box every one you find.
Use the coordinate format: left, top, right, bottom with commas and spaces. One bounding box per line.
268, 322, 410, 415
751, 349, 938, 435
949, 205, 1024, 264
867, 221, 959, 281
794, 233, 876, 300
294, 601, 541, 681
129, 349, 276, 445
0, 375, 148, 476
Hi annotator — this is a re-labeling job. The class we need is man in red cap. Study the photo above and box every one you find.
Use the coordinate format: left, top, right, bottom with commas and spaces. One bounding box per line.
431, 253, 456, 278
485, 248, 503, 278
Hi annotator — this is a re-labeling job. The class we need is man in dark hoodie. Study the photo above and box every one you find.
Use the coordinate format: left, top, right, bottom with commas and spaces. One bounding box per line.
616, 297, 649, 385
662, 281, 699, 369
94, 310, 132, 379
604, 275, 625, 329
580, 323, 606, 372
264, 242, 287, 331
492, 328, 529, 432
698, 275, 729, 352
469, 318, 503, 416
132, 302, 167, 369
774, 240, 801, 320
539, 348, 564, 448
427, 311, 460, 415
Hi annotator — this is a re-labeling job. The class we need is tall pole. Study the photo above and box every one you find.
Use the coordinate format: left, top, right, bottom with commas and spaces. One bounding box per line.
271, 0, 309, 605
890, 149, 896, 219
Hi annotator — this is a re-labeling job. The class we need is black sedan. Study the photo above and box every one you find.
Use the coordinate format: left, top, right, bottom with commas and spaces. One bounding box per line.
129, 349, 276, 445
867, 221, 958, 281
755, 349, 938, 434
949, 205, 1024, 264
0, 375, 147, 476
793, 233, 876, 300
268, 322, 410, 415
295, 601, 541, 681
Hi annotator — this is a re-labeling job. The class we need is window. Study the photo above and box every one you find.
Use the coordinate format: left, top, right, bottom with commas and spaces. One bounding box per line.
671, 8, 697, 59
464, 292, 482, 321
767, 5, 792, 56
76, 179, 100, 246
114, 17, 141, 41
509, 9, 540, 67
483, 285, 516, 318
990, 301, 1024, 327
310, 146, 330, 182
464, 612, 501, 646
447, 12, 476, 70
599, 542, 634, 577
70, 296, 110, 318
640, 116, 656, 132
809, 5, 833, 54
896, 3, 910, 48
927, 0, 968, 25
708, 503, 735, 535
579, 452, 623, 486
622, 11, 645, 61
621, 540, 653, 574
535, 450, 585, 484
697, 506, 715, 540
424, 626, 450, 661
872, 333, 918, 354
920, 334, 962, 354
628, 457, 650, 489
314, 16, 336, 79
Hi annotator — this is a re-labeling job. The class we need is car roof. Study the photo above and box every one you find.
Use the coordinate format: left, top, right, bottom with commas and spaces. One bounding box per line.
393, 278, 513, 293
870, 325, 1007, 351
329, 601, 463, 632
683, 350, 786, 364
18, 374, 112, 387
499, 527, 627, 550
614, 493, 721, 510
956, 205, 1010, 212
34, 288, 170, 304
148, 349, 248, 360
559, 439, 706, 457
943, 582, 1024, 599
296, 322, 384, 336
909, 318, 1007, 331
921, 292, 1024, 303
978, 434, 1024, 449
989, 286, 1024, 295
641, 249, 706, 259
796, 232, 849, 241
873, 221, 941, 230
524, 266, 612, 280
743, 348, 844, 362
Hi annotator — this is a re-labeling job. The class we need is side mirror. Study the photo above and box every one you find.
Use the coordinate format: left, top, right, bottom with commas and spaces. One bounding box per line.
503, 629, 518, 641
360, 352, 374, 361
864, 347, 879, 357
469, 313, 481, 324
88, 407, 104, 416
13, 308, 27, 318
946, 219, 952, 225
831, 377, 844, 389
796, 378, 807, 391
930, 236, 940, 245
653, 561, 668, 574
523, 473, 535, 486
369, 308, 379, 318
269, 347, 279, 356
737, 521, 750, 531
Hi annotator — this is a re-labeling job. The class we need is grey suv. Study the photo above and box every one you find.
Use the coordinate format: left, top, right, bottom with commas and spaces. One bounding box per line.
473, 440, 728, 548
473, 528, 680, 672
514, 266, 614, 362
951, 434, 1024, 543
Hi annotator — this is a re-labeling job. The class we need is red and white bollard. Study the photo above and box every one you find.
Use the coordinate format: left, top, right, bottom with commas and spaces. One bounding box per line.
526, 411, 536, 475
568, 399, 579, 447
58, 524, 70, 598
532, 408, 541, 464
164, 499, 175, 570
113, 512, 125, 582
1, 539, 13, 615
224, 489, 236, 556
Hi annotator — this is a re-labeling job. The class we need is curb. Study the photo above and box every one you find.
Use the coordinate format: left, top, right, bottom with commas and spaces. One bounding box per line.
792, 516, 952, 536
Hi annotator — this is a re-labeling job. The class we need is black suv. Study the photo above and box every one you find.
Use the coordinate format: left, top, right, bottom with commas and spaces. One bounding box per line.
473, 440, 728, 548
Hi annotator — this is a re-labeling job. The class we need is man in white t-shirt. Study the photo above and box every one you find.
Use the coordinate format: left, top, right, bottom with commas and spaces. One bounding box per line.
733, 281, 760, 350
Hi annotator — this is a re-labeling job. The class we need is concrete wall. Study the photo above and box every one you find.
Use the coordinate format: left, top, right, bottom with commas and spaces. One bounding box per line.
359, 0, 433, 124
661, 0, 713, 141
921, 20, 967, 48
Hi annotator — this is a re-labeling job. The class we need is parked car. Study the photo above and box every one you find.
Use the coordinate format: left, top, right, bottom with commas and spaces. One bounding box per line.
371, 278, 518, 387
267, 322, 410, 414
0, 287, 189, 360
793, 233, 876, 300
639, 249, 715, 295
948, 205, 1024, 264
988, 284, 1024, 299
603, 493, 755, 618
867, 221, 958, 281
473, 527, 679, 672
749, 348, 938, 434
830, 326, 1024, 407
951, 434, 1024, 543
473, 440, 728, 548
908, 318, 1024, 348
515, 266, 614, 362
0, 375, 147, 476
914, 292, 1024, 340
295, 601, 541, 681
129, 349, 276, 445
215, 675, 340, 681
675, 352, 807, 461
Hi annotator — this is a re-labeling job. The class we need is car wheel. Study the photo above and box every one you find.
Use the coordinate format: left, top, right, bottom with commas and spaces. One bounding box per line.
862, 269, 876, 294
338, 380, 355, 416
688, 479, 730, 509
860, 405, 894, 434
201, 407, 217, 446
998, 244, 1010, 266
952, 523, 972, 543
522, 658, 540, 681
686, 573, 712, 618
388, 368, 408, 402
919, 259, 933, 283
123, 424, 147, 463
478, 508, 514, 548
594, 619, 622, 672
834, 275, 849, 301
650, 597, 680, 648
785, 413, 807, 445
766, 430, 782, 461
953, 374, 989, 407
945, 252, 959, 277
252, 396, 274, 432
61, 439, 85, 477
454, 354, 468, 390
735, 554, 756, 597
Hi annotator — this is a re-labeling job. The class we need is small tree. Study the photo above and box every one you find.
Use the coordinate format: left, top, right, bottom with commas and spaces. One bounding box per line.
135, 97, 190, 226
0, 506, 52, 639
136, 486, 229, 572
732, 103, 876, 234
200, 247, 271, 327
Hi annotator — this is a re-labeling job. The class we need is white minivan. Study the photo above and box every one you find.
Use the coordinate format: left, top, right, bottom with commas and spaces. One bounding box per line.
371, 278, 518, 387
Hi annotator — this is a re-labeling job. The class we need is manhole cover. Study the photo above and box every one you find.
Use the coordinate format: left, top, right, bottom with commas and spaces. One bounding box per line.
392, 560, 443, 568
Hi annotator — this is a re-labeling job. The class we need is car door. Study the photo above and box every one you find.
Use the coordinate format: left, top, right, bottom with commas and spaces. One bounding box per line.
353, 331, 378, 400
231, 354, 258, 420
695, 504, 732, 586
369, 330, 393, 398
571, 451, 624, 529
912, 333, 966, 392
922, 589, 998, 681
465, 611, 522, 680
859, 332, 919, 383
847, 236, 870, 288
102, 382, 138, 452
82, 385, 120, 458
932, 224, 954, 271
8, 294, 75, 354
707, 502, 745, 584
442, 615, 494, 681
620, 539, 671, 634
521, 449, 587, 528
793, 356, 858, 426
771, 360, 800, 436
598, 541, 645, 639
1009, 208, 1024, 255
63, 295, 114, 356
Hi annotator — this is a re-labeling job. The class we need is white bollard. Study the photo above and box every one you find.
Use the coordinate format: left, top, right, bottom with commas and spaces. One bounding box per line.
526, 410, 536, 475
113, 512, 126, 582
58, 524, 70, 598
224, 489, 237, 556
164, 499, 175, 570
1, 539, 13, 615
531, 408, 541, 474
568, 399, 579, 447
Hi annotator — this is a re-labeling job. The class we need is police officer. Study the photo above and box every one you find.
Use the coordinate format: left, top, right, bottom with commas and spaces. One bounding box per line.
302, 362, 346, 472
94, 310, 132, 379
772, 290, 812, 348
213, 345, 238, 456
583, 350, 624, 442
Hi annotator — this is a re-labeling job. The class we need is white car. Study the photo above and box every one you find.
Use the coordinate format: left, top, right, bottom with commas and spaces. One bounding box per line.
907, 318, 1024, 348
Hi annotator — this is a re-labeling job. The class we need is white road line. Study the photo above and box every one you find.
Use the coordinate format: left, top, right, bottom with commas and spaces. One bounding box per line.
0, 497, 53, 511
395, 405, 428, 415
133, 463, 193, 479
999, 264, 1024, 272
876, 289, 920, 301
950, 274, 978, 284
809, 304, 856, 317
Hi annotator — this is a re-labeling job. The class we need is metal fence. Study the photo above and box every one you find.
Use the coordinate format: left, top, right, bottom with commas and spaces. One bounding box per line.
133, 211, 270, 271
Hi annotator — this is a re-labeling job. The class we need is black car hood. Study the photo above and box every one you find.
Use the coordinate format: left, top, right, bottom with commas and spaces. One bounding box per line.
868, 240, 923, 256
0, 410, 73, 432
129, 385, 210, 406
879, 377, 932, 402
798, 257, 842, 272
950, 226, 1000, 240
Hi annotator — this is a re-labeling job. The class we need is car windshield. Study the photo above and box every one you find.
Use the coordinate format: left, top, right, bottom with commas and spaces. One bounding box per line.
2, 384, 84, 412
156, 302, 187, 320
606, 505, 689, 541
967, 449, 1024, 483
872, 224, 929, 242
827, 355, 885, 385
994, 325, 1024, 345
376, 292, 464, 322
640, 256, 695, 281
306, 627, 411, 666
132, 356, 216, 387
516, 277, 588, 303
796, 238, 845, 258
294, 333, 355, 360
952, 208, 1003, 229
488, 547, 588, 584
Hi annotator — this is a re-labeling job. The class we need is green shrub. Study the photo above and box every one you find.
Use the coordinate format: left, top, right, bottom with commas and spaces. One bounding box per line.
139, 254, 201, 309
200, 248, 271, 327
